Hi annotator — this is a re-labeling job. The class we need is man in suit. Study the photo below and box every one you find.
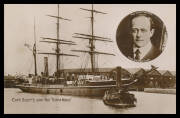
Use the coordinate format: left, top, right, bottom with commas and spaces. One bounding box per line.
125, 14, 161, 62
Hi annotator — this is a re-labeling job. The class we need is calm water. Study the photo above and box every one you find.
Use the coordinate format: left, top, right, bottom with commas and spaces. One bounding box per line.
4, 88, 176, 114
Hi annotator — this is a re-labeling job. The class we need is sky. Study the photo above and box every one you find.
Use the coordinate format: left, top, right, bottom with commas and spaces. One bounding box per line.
4, 4, 176, 75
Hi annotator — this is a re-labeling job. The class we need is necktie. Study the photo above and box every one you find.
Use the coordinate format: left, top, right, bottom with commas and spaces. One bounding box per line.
135, 49, 141, 61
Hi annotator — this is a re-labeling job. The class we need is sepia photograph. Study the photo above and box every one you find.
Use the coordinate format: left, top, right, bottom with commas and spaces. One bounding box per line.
116, 11, 168, 62
4, 4, 176, 114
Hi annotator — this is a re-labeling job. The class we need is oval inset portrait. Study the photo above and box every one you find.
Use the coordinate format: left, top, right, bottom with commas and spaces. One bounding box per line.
116, 11, 167, 62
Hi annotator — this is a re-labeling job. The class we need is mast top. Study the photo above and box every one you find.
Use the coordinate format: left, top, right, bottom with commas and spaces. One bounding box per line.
80, 4, 107, 15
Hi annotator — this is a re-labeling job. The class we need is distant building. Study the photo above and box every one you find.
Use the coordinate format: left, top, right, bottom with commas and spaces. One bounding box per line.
134, 68, 146, 78
4, 75, 16, 88
146, 69, 162, 88
160, 71, 176, 88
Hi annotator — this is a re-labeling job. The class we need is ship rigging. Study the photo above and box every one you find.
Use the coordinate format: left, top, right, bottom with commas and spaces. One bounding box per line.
72, 4, 115, 74
38, 4, 78, 77
18, 4, 118, 97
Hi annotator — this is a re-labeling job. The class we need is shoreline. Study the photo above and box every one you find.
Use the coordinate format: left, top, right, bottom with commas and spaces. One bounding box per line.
144, 88, 176, 94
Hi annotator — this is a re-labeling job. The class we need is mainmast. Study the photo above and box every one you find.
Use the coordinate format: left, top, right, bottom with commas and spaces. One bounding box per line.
38, 4, 78, 77
90, 4, 95, 73
72, 4, 115, 74
57, 4, 60, 74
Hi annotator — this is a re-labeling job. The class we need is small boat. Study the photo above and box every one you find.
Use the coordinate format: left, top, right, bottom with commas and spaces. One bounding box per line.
102, 65, 161, 108
103, 87, 137, 108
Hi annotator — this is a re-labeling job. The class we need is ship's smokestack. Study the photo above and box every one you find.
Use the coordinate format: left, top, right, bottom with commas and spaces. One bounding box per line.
44, 57, 49, 77
116, 66, 121, 88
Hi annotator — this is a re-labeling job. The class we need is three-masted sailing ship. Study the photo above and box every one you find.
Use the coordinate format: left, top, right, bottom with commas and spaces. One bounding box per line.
17, 4, 120, 97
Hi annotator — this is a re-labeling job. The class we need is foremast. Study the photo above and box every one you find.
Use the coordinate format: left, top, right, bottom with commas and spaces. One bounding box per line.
72, 4, 115, 74
33, 18, 37, 76
38, 4, 78, 77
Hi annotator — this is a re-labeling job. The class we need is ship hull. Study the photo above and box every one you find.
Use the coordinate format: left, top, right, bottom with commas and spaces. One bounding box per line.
103, 99, 136, 108
17, 85, 116, 97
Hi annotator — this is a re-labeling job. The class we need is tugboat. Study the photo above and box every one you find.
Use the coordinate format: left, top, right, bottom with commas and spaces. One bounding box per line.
103, 87, 137, 108
103, 67, 137, 108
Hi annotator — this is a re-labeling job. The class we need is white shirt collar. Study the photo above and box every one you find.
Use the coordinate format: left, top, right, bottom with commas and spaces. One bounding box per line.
133, 42, 152, 60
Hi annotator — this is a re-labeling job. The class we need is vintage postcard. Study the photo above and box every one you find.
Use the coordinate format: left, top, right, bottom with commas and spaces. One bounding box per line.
4, 4, 176, 114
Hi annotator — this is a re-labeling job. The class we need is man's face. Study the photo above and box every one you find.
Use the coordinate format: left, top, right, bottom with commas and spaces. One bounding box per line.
131, 16, 154, 48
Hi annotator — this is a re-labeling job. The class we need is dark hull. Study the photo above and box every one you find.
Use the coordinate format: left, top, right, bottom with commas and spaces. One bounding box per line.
103, 99, 136, 108
4, 84, 17, 88
4, 81, 17, 88
17, 85, 116, 97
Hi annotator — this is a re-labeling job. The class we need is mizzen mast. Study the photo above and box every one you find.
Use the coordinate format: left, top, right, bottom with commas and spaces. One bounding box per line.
72, 4, 115, 73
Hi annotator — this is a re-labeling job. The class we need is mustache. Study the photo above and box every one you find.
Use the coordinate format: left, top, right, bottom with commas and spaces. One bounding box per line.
134, 38, 144, 41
